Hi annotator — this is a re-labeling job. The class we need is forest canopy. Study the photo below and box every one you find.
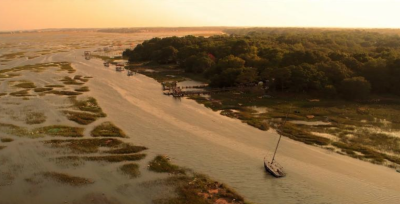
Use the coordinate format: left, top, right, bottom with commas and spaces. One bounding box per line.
123, 28, 400, 99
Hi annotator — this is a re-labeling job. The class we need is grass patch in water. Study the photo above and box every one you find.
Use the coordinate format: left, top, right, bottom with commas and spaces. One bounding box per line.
45, 84, 65, 88
39, 172, 93, 186
34, 87, 53, 92
0, 62, 75, 75
63, 111, 101, 125
49, 90, 82, 96
0, 52, 25, 59
153, 173, 246, 204
104, 144, 147, 154
0, 93, 7, 97
14, 82, 36, 89
75, 86, 89, 92
72, 97, 106, 115
34, 125, 84, 137
26, 112, 46, 124
60, 76, 84, 85
119, 163, 140, 178
91, 122, 127, 138
54, 155, 146, 165
83, 154, 146, 162
281, 123, 330, 146
0, 146, 5, 150
0, 123, 40, 138
1, 138, 14, 143
149, 155, 185, 175
0, 73, 20, 79
74, 75, 89, 82
44, 138, 123, 154
10, 90, 32, 97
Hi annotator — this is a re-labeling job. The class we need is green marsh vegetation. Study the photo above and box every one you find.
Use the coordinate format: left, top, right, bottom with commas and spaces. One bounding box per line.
44, 138, 146, 155
0, 52, 26, 60
1, 138, 14, 143
10, 89, 32, 97
75, 86, 89, 92
26, 172, 94, 186
34, 125, 84, 137
65, 97, 106, 125
149, 155, 248, 204
71, 97, 106, 115
91, 122, 127, 138
149, 155, 185, 175
25, 112, 46, 124
119, 163, 140, 178
60, 76, 85, 85
14, 81, 36, 89
0, 62, 75, 77
34, 87, 53, 92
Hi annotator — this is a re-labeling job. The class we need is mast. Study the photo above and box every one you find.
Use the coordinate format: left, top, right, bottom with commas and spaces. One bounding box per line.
271, 107, 291, 164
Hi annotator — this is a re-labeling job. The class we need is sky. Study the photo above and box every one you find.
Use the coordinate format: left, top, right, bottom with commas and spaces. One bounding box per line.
1, 0, 400, 31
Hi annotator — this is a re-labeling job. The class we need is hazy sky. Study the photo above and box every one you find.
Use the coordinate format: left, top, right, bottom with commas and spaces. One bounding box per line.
1, 0, 400, 31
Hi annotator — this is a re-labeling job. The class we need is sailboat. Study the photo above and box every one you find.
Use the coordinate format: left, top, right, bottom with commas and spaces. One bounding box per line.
264, 113, 288, 178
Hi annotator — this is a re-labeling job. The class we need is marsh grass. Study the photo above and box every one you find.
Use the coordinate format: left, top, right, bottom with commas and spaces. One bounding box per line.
0, 146, 5, 150
14, 81, 36, 89
149, 155, 185, 175
34, 125, 84, 137
0, 73, 20, 79
60, 76, 85, 85
281, 123, 330, 146
0, 62, 75, 75
0, 123, 38, 137
10, 90, 32, 97
83, 154, 146, 162
34, 87, 53, 92
45, 84, 65, 88
75, 86, 89, 92
50, 90, 82, 96
0, 93, 7, 97
1, 138, 14, 143
104, 144, 147, 154
74, 75, 89, 82
119, 163, 140, 178
72, 97, 106, 115
91, 122, 127, 138
44, 138, 123, 154
41, 172, 93, 186
63, 111, 99, 125
0, 52, 25, 59
153, 172, 246, 204
26, 112, 46, 124
54, 154, 146, 165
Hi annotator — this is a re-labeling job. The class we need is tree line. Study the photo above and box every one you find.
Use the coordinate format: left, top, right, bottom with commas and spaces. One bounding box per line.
123, 28, 400, 100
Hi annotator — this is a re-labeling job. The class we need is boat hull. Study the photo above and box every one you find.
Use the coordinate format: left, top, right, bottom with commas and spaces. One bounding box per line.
264, 159, 285, 178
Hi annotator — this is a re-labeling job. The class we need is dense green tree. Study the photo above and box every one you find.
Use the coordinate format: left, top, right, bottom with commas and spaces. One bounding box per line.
122, 28, 400, 98
340, 77, 371, 100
